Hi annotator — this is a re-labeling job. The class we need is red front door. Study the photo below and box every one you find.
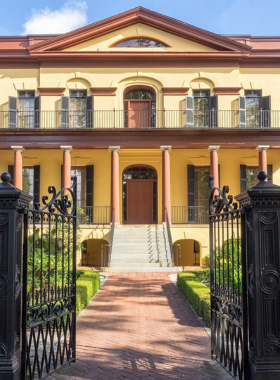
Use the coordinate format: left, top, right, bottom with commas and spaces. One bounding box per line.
127, 180, 153, 224
128, 101, 150, 128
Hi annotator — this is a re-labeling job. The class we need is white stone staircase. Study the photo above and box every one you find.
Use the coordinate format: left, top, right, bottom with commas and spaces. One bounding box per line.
107, 225, 177, 272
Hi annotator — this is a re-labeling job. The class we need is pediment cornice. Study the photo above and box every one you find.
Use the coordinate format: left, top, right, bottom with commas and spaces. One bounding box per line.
28, 7, 252, 54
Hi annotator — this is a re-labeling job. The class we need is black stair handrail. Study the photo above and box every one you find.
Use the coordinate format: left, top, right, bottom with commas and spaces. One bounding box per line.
108, 209, 115, 267
165, 209, 174, 267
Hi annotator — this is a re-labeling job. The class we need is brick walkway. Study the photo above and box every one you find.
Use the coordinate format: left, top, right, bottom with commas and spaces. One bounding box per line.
50, 273, 232, 380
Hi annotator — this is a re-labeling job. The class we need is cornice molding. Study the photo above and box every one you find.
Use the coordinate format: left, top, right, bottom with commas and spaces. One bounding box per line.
37, 87, 66, 96
27, 7, 251, 53
90, 87, 117, 96
213, 87, 242, 95
162, 87, 189, 95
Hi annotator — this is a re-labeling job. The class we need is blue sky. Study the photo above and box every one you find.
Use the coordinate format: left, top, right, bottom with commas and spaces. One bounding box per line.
0, 0, 280, 36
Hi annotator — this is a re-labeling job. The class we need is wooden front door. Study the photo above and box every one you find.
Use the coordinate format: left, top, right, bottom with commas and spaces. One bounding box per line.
127, 180, 153, 224
128, 101, 150, 128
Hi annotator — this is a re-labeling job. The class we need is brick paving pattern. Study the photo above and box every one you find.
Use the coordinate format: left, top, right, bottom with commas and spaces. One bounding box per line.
50, 273, 232, 380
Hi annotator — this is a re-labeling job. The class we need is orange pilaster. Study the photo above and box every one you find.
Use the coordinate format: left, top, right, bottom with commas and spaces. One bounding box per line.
161, 146, 171, 223
60, 146, 72, 189
110, 146, 120, 223
11, 146, 24, 190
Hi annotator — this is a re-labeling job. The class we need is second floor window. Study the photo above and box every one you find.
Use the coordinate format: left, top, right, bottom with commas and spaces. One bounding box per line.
8, 91, 40, 129
70, 90, 87, 128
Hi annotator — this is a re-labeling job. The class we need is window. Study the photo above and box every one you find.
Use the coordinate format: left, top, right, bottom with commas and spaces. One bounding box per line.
245, 90, 261, 128
70, 90, 87, 128
193, 90, 210, 128
22, 167, 34, 197
194, 166, 209, 211
240, 164, 272, 192
188, 165, 209, 224
113, 38, 167, 47
71, 167, 86, 206
246, 167, 259, 189
18, 91, 35, 128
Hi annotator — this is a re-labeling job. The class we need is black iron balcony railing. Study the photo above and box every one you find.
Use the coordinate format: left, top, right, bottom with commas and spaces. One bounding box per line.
172, 206, 208, 224
0, 109, 277, 129
77, 206, 111, 225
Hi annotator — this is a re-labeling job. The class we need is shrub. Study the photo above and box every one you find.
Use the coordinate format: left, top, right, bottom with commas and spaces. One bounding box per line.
76, 270, 100, 314
204, 254, 210, 267
184, 269, 210, 282
177, 271, 211, 326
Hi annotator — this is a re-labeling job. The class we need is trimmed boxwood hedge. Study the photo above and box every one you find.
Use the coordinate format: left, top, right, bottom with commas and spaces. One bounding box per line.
177, 271, 211, 326
76, 270, 100, 314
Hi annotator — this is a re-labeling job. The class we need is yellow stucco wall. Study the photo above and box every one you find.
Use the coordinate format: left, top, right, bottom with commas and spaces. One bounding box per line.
1, 22, 280, 268
2, 147, 280, 266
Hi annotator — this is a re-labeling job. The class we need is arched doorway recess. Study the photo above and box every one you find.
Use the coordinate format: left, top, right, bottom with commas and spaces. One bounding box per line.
124, 87, 156, 128
123, 165, 158, 224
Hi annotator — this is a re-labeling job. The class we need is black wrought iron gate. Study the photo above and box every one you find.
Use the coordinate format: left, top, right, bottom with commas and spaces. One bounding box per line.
21, 180, 77, 379
209, 177, 249, 379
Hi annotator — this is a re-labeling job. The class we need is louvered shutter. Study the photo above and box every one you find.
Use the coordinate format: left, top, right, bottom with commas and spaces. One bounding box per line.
188, 165, 195, 223
186, 96, 194, 127
61, 96, 69, 128
86, 165, 94, 223
240, 165, 247, 192
262, 96, 271, 128
34, 96, 40, 128
9, 96, 17, 128
210, 95, 218, 128
8, 165, 14, 185
267, 164, 273, 183
33, 165, 40, 204
239, 96, 246, 128
86, 96, 94, 128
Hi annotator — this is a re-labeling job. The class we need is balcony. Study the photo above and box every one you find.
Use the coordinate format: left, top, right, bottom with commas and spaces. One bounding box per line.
77, 206, 111, 225
172, 206, 208, 224
0, 109, 277, 129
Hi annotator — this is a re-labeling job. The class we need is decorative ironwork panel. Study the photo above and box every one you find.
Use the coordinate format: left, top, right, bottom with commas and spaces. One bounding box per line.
209, 176, 248, 379
22, 179, 77, 379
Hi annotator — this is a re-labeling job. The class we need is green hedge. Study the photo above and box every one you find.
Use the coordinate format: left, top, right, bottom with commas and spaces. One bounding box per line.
76, 270, 100, 314
177, 271, 211, 326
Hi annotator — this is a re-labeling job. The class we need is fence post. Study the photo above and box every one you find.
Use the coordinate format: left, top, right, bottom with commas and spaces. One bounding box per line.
236, 170, 280, 379
0, 172, 32, 380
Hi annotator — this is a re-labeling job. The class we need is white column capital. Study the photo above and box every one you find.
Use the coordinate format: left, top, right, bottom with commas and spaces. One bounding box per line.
256, 145, 270, 151
208, 145, 220, 152
11, 146, 24, 152
109, 146, 120, 152
160, 145, 172, 152
60, 145, 72, 152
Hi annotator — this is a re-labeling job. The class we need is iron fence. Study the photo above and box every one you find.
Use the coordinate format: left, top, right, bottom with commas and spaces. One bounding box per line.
77, 206, 111, 224
22, 179, 77, 379
0, 109, 278, 129
209, 176, 248, 379
172, 206, 208, 224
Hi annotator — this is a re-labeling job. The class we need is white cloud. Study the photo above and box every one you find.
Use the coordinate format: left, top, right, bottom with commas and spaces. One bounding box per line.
22, 1, 87, 35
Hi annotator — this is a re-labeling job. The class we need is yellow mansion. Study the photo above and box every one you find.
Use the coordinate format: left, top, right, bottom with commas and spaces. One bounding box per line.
0, 7, 279, 269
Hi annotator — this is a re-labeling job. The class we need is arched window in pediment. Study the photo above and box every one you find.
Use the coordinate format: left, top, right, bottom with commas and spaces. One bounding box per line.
112, 37, 168, 48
